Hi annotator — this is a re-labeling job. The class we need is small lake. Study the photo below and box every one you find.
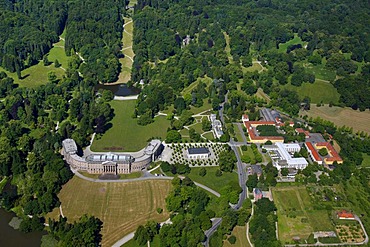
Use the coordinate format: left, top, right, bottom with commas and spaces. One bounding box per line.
95, 84, 141, 97
0, 208, 46, 247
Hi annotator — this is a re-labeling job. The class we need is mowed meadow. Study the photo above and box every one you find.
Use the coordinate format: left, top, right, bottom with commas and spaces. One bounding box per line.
300, 104, 370, 134
47, 177, 172, 247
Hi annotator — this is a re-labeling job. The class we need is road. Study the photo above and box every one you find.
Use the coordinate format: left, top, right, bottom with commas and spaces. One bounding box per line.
204, 218, 222, 246
202, 91, 249, 245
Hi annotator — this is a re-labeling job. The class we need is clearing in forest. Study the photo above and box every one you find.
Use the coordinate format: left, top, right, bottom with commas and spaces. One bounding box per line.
47, 176, 172, 247
91, 100, 170, 152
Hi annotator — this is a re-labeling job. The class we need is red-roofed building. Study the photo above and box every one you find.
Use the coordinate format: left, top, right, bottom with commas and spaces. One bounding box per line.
242, 119, 284, 143
337, 210, 355, 220
295, 128, 310, 138
315, 142, 343, 165
289, 121, 294, 127
305, 142, 323, 165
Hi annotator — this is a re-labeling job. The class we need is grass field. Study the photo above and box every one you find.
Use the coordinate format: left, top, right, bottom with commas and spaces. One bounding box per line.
187, 167, 239, 193
47, 176, 172, 247
255, 88, 270, 103
223, 226, 250, 247
272, 187, 334, 244
189, 99, 213, 115
79, 171, 142, 180
0, 61, 65, 88
300, 104, 370, 134
304, 63, 336, 82
277, 34, 307, 53
116, 17, 134, 84
285, 79, 340, 104
47, 39, 69, 70
91, 100, 171, 152
362, 153, 370, 167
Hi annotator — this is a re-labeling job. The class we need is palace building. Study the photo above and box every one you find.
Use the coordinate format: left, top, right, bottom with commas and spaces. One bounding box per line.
62, 139, 163, 175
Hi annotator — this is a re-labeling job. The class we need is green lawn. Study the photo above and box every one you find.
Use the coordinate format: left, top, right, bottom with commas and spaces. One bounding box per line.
189, 99, 213, 115
0, 39, 66, 88
47, 39, 69, 69
187, 167, 239, 193
304, 63, 336, 82
242, 62, 263, 73
0, 61, 65, 88
361, 153, 370, 167
203, 132, 215, 141
284, 79, 340, 104
232, 124, 244, 142
277, 34, 307, 53
91, 100, 170, 152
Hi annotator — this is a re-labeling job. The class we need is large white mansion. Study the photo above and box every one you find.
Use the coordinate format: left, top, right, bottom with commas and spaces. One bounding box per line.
62, 139, 163, 174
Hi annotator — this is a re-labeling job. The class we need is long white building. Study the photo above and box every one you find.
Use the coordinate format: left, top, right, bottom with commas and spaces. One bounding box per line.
265, 142, 308, 170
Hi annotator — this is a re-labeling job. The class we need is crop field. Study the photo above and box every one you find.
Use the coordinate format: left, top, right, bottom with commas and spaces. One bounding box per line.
91, 100, 170, 152
285, 79, 340, 104
47, 176, 172, 247
272, 187, 334, 244
300, 105, 370, 134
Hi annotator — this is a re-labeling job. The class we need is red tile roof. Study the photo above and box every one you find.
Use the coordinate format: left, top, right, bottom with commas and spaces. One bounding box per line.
243, 121, 284, 142
316, 142, 343, 163
337, 210, 355, 219
305, 142, 322, 162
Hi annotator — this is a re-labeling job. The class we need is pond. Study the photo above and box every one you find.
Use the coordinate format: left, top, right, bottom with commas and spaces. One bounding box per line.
0, 208, 46, 247
95, 84, 141, 97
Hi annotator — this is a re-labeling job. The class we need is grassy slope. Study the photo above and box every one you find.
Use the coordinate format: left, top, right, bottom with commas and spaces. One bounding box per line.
223, 226, 250, 247
284, 80, 340, 104
47, 176, 172, 247
91, 100, 170, 152
300, 105, 370, 134
362, 153, 370, 167
187, 167, 239, 193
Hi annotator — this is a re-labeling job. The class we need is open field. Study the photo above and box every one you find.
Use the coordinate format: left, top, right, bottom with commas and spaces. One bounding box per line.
362, 153, 370, 167
277, 34, 307, 53
272, 187, 334, 244
0, 61, 65, 88
304, 63, 336, 82
91, 100, 170, 152
285, 79, 340, 104
47, 176, 172, 247
115, 17, 134, 84
79, 171, 142, 180
300, 104, 370, 134
187, 167, 239, 193
47, 39, 69, 69
223, 226, 250, 247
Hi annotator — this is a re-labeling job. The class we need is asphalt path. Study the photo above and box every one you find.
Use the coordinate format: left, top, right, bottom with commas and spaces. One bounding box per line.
204, 218, 222, 246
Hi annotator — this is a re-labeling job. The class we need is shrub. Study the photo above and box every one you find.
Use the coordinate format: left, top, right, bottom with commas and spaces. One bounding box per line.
228, 235, 236, 244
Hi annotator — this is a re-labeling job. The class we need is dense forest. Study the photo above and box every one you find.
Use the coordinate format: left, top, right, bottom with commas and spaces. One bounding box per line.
0, 0, 129, 83
131, 0, 369, 121
0, 0, 67, 76
0, 46, 113, 243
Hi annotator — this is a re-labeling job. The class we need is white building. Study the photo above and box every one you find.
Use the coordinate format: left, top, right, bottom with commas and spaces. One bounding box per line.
210, 114, 224, 139
265, 142, 308, 170
187, 147, 210, 159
